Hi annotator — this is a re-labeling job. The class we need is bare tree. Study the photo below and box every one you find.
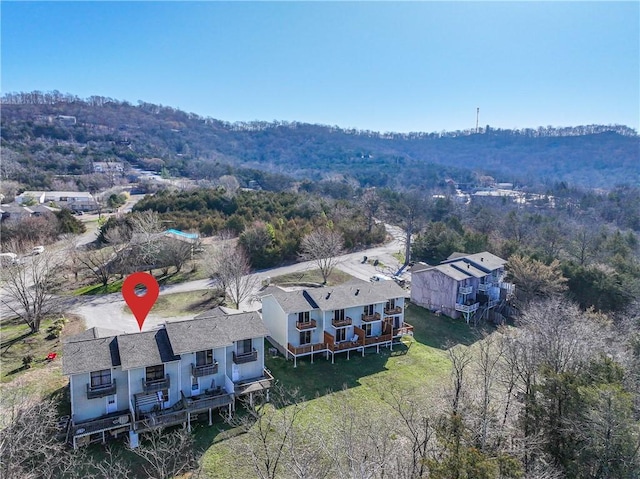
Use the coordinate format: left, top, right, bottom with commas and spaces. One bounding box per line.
74, 245, 119, 287
129, 428, 198, 479
129, 210, 163, 269
299, 227, 345, 284
0, 251, 60, 333
206, 242, 259, 309
227, 384, 306, 479
0, 388, 85, 479
506, 254, 567, 308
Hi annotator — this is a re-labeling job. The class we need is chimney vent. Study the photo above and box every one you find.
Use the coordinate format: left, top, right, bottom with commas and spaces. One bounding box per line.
355, 289, 360, 296
481, 257, 484, 262
326, 292, 331, 300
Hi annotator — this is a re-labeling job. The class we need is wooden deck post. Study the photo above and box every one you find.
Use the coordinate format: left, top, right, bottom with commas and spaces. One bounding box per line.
187, 412, 191, 432
208, 408, 212, 426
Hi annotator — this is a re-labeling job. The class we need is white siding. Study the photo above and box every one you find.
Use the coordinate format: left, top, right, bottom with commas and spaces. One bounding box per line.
70, 368, 129, 423
261, 296, 288, 350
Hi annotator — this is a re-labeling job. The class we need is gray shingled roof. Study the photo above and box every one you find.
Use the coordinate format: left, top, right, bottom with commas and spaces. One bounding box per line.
193, 306, 230, 320
429, 263, 472, 282
62, 336, 121, 375
262, 288, 319, 314
449, 261, 486, 278
442, 251, 507, 273
117, 329, 180, 370
306, 280, 406, 311
65, 326, 125, 343
166, 311, 269, 355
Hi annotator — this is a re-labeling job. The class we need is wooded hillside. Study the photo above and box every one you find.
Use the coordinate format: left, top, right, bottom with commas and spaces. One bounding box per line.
2, 92, 638, 191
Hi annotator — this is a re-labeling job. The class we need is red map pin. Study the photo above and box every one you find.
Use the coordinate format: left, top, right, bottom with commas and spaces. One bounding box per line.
122, 272, 159, 331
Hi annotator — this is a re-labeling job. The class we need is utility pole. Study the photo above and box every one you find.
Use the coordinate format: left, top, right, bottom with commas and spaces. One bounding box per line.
476, 107, 480, 134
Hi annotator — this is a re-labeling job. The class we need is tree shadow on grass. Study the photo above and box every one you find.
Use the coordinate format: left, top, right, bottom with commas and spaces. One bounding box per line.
265, 340, 406, 402
405, 303, 495, 351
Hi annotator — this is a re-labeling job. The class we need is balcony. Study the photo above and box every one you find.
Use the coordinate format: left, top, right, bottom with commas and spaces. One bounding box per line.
191, 362, 219, 378
361, 312, 381, 323
182, 389, 233, 414
295, 319, 317, 331
86, 379, 117, 400
324, 330, 363, 352
455, 302, 479, 313
332, 316, 352, 328
287, 342, 327, 356
477, 282, 493, 292
364, 333, 392, 346
234, 369, 274, 396
142, 375, 170, 393
393, 322, 414, 337
384, 306, 403, 315
458, 285, 473, 295
233, 349, 258, 364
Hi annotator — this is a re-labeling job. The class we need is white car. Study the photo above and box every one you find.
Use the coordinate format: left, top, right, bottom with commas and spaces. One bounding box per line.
32, 246, 45, 255
370, 274, 392, 283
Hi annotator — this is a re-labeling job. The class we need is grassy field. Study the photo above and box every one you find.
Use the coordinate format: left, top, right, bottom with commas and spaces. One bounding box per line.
123, 289, 223, 318
71, 265, 208, 296
200, 303, 490, 477
0, 315, 83, 385
270, 268, 353, 287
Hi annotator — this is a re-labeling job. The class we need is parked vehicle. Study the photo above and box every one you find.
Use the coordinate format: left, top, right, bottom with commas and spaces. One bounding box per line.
370, 274, 392, 283
0, 252, 19, 265
32, 246, 45, 255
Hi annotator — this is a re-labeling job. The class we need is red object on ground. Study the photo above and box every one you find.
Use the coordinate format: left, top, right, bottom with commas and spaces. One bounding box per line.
46, 352, 57, 361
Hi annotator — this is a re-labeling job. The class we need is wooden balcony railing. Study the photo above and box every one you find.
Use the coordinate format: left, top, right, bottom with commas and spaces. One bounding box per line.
70, 411, 131, 439
86, 380, 116, 399
182, 389, 233, 413
233, 349, 258, 364
393, 323, 414, 337
134, 409, 188, 432
361, 312, 381, 323
364, 333, 392, 346
142, 375, 170, 393
478, 282, 493, 292
295, 319, 317, 331
287, 342, 327, 356
458, 285, 473, 295
191, 362, 218, 378
234, 369, 274, 396
325, 327, 364, 352
332, 316, 352, 327
384, 306, 403, 315
455, 302, 479, 313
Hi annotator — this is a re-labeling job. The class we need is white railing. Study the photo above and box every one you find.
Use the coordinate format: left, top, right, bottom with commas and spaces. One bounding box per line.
458, 285, 473, 295
455, 302, 479, 313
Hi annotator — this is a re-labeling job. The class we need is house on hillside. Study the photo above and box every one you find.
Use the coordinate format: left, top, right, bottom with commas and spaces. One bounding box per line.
410, 251, 515, 323
16, 190, 97, 212
261, 280, 413, 367
62, 309, 272, 449
0, 204, 34, 222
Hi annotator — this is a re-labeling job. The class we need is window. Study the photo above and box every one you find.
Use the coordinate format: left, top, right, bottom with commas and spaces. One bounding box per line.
335, 328, 346, 342
363, 304, 374, 315
363, 323, 373, 337
90, 369, 111, 388
298, 311, 310, 323
334, 309, 345, 322
238, 338, 252, 355
191, 376, 199, 392
386, 299, 396, 310
196, 349, 214, 366
300, 330, 311, 345
145, 365, 165, 381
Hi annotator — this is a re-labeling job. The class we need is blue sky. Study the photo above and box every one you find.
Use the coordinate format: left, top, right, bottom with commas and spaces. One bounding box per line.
2, 1, 638, 133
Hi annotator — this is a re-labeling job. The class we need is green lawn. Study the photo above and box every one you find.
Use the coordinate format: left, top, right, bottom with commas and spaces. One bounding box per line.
123, 289, 223, 318
199, 303, 488, 478
270, 268, 353, 287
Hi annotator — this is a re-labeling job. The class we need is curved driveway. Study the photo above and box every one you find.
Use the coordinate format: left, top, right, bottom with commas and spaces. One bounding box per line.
71, 224, 408, 333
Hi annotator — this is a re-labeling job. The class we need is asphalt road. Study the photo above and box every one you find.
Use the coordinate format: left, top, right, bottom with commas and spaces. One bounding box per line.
71, 224, 409, 333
